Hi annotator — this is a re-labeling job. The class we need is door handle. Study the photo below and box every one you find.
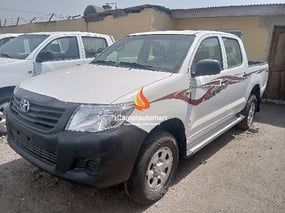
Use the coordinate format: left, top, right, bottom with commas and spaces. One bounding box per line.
243, 72, 249, 79
220, 79, 229, 86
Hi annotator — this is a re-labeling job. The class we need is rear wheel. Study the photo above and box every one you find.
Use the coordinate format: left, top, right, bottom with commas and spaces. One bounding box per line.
238, 94, 257, 130
125, 130, 178, 205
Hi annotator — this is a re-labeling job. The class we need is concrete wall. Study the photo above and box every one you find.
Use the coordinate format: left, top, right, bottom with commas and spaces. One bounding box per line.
0, 19, 86, 34
86, 9, 153, 39
0, 9, 174, 40
175, 16, 269, 61
0, 11, 272, 61
87, 9, 175, 39
261, 15, 285, 63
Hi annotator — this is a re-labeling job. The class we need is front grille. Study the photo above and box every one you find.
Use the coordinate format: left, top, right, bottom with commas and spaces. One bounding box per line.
10, 95, 65, 131
11, 129, 57, 165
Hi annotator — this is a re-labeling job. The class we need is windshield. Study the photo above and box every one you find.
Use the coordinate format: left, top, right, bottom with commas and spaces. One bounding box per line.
0, 37, 15, 47
0, 34, 48, 59
93, 34, 195, 73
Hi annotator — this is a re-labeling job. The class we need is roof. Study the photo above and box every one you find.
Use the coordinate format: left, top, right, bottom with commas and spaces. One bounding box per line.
130, 30, 238, 38
84, 4, 171, 22
84, 4, 285, 23
16, 31, 111, 38
171, 4, 285, 18
0, 33, 22, 38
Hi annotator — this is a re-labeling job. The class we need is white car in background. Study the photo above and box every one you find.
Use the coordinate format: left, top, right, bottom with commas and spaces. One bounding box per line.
0, 31, 115, 134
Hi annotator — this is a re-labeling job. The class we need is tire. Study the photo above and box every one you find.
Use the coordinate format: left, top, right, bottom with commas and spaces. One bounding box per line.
0, 96, 10, 135
238, 94, 257, 130
125, 130, 179, 205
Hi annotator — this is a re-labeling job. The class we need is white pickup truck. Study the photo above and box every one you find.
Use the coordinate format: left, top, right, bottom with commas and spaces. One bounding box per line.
7, 31, 268, 205
0, 31, 114, 134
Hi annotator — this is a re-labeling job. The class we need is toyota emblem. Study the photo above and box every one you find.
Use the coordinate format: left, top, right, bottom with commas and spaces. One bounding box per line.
20, 99, 30, 113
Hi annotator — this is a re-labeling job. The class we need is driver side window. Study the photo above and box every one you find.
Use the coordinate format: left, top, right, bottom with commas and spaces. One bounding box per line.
39, 37, 79, 61
192, 37, 223, 74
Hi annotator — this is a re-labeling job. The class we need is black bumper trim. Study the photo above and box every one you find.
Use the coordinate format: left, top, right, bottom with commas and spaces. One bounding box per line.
7, 117, 147, 187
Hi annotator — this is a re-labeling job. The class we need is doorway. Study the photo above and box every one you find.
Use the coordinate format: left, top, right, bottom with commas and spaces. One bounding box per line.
266, 26, 285, 100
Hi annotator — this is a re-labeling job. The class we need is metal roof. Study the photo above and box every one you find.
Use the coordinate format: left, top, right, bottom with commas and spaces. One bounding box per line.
84, 4, 171, 22
171, 4, 285, 19
84, 4, 285, 22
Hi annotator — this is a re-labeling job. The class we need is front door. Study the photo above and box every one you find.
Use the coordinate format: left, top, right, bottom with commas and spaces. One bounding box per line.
34, 36, 84, 75
189, 37, 228, 137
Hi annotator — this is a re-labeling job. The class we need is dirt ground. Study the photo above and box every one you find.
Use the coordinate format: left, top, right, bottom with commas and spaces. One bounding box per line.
0, 102, 284, 213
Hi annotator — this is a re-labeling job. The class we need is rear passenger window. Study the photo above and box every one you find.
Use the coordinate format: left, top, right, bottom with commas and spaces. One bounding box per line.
223, 37, 242, 68
82, 37, 107, 58
192, 37, 223, 73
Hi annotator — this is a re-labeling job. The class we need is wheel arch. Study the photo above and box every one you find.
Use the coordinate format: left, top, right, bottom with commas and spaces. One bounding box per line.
250, 84, 261, 112
147, 118, 187, 159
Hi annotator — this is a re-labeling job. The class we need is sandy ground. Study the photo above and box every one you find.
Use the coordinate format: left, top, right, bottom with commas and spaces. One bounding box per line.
0, 102, 284, 213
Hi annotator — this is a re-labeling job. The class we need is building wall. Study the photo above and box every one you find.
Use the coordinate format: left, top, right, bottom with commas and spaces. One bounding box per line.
0, 19, 86, 34
87, 9, 175, 39
86, 9, 154, 39
262, 15, 285, 46
0, 9, 174, 40
175, 16, 269, 61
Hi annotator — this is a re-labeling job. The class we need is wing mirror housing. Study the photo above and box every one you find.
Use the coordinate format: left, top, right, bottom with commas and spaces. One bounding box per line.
192, 59, 221, 76
36, 51, 53, 63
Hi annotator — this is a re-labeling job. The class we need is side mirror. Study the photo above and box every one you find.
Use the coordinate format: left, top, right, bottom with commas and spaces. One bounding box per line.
192, 59, 221, 76
36, 51, 53, 63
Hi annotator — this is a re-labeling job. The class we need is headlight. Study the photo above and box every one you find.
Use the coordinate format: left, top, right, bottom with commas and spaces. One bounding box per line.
66, 103, 134, 132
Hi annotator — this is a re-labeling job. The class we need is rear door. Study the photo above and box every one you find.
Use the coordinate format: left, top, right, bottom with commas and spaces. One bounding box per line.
34, 36, 83, 75
81, 36, 110, 61
220, 36, 248, 114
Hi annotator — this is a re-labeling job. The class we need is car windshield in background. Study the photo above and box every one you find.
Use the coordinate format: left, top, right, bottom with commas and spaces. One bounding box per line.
93, 34, 195, 73
0, 35, 48, 60
0, 37, 14, 47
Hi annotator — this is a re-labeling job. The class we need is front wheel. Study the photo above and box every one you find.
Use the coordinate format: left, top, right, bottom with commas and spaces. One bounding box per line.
238, 94, 257, 130
125, 130, 179, 205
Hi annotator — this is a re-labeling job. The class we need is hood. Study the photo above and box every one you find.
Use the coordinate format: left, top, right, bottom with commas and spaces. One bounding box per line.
0, 57, 22, 66
19, 64, 172, 104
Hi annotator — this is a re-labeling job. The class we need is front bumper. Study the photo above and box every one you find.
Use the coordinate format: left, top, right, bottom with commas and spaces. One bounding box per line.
7, 116, 147, 187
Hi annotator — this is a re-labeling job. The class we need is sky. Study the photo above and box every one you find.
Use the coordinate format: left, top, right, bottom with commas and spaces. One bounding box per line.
1, 0, 285, 26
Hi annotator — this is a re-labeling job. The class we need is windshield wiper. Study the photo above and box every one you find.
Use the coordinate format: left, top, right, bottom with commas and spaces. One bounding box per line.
92, 60, 118, 67
0, 53, 12, 58
119, 62, 156, 71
